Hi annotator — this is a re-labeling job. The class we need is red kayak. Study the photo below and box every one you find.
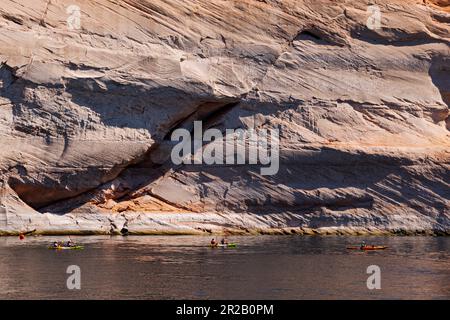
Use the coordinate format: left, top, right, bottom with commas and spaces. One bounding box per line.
347, 246, 388, 251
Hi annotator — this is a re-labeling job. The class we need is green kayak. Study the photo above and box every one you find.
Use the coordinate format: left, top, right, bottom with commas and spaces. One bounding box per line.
210, 243, 237, 248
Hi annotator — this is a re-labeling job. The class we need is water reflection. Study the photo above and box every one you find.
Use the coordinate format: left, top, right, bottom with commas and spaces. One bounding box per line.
0, 236, 448, 299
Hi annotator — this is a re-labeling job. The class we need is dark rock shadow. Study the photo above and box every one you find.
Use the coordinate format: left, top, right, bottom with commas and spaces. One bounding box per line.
429, 54, 450, 130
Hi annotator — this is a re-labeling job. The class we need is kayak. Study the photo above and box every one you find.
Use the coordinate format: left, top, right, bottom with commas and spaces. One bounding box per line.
49, 245, 84, 250
210, 243, 237, 248
49, 246, 84, 250
347, 246, 388, 251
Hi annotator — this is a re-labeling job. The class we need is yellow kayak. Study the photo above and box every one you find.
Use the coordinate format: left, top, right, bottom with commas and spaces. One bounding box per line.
48, 245, 84, 250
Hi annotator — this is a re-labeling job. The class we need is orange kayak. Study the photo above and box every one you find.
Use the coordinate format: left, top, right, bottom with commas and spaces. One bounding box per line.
347, 246, 388, 251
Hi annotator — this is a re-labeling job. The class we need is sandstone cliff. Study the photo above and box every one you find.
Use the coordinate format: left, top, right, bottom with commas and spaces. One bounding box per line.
0, 0, 449, 235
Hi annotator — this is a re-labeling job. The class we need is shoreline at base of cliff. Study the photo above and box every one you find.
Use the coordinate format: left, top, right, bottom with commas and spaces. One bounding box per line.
1, 210, 449, 237
1, 227, 449, 237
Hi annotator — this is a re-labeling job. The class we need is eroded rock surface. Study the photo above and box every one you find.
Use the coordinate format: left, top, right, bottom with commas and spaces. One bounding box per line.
0, 0, 449, 235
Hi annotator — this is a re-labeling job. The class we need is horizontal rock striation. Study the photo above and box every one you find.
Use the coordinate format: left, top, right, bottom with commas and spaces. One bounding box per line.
0, 0, 449, 235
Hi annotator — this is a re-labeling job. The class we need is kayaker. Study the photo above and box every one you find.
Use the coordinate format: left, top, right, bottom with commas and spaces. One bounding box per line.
211, 238, 218, 246
220, 238, 229, 245
360, 241, 366, 249
52, 241, 59, 248
66, 241, 74, 247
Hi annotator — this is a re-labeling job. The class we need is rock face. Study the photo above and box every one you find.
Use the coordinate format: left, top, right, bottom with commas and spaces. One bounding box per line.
0, 0, 449, 235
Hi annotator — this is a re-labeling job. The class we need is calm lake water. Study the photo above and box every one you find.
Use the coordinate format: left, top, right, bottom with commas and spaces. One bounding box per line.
0, 235, 449, 299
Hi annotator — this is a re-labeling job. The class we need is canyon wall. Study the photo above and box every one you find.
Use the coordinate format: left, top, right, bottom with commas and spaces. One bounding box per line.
0, 0, 449, 235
